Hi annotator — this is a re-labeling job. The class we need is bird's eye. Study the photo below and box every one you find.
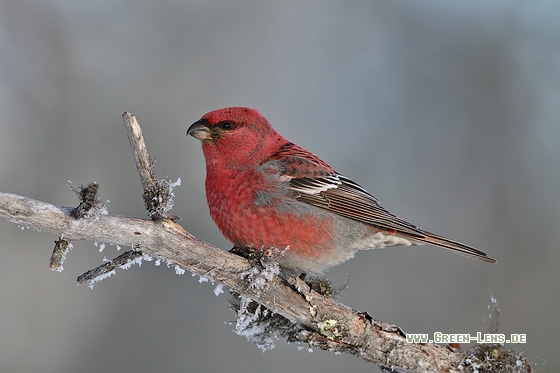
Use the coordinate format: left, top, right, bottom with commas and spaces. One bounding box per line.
221, 121, 232, 130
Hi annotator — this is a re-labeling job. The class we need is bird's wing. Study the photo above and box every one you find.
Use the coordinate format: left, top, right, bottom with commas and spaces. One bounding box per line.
268, 142, 425, 237
267, 142, 495, 262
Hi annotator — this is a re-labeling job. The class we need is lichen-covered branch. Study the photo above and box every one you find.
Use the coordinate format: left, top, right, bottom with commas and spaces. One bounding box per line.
0, 191, 470, 371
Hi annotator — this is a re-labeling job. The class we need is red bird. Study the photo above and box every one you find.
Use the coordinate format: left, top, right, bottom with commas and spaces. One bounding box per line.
187, 107, 495, 274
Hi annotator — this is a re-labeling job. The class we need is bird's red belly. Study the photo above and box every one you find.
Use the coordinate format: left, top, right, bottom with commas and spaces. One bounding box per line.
208, 191, 335, 260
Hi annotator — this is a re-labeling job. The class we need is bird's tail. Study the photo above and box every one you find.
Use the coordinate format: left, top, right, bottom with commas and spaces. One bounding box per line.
407, 230, 496, 263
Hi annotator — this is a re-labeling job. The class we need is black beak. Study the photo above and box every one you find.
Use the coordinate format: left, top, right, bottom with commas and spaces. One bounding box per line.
187, 119, 212, 141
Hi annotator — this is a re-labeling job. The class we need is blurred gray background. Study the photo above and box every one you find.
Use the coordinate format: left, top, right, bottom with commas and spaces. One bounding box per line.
1, 1, 557, 372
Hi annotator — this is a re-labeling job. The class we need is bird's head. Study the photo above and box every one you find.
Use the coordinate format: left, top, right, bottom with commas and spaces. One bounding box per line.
187, 107, 285, 167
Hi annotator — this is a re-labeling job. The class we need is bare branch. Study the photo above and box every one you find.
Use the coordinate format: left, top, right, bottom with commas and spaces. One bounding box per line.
122, 112, 157, 199
122, 112, 177, 220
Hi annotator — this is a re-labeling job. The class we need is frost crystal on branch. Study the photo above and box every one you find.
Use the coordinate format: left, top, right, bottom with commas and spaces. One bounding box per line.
234, 296, 277, 351
231, 294, 302, 352
85, 269, 117, 289
143, 177, 181, 220
231, 257, 302, 351
214, 284, 224, 297
158, 177, 181, 215
174, 265, 185, 275
486, 292, 501, 334
240, 254, 280, 293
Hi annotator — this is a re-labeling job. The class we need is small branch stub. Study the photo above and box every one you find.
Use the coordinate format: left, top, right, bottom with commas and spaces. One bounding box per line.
122, 112, 178, 220
70, 182, 101, 219
49, 238, 70, 272
77, 250, 143, 288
